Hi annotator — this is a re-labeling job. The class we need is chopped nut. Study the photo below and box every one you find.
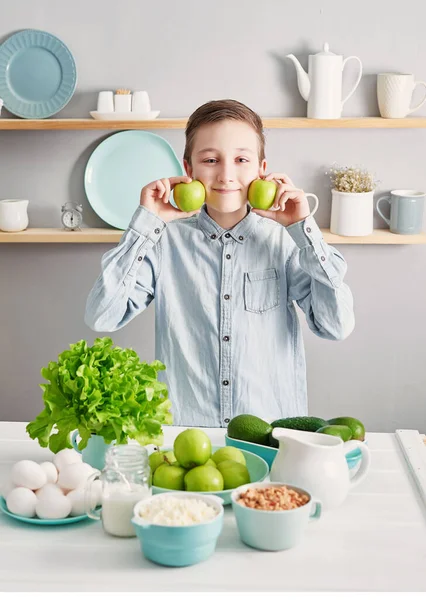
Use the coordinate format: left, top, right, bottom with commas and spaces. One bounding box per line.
237, 486, 309, 511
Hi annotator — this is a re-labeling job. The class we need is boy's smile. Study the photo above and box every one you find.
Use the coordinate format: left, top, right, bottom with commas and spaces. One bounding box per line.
184, 119, 267, 228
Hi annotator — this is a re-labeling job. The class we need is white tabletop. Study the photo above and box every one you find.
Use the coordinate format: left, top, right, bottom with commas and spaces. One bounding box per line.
0, 422, 425, 592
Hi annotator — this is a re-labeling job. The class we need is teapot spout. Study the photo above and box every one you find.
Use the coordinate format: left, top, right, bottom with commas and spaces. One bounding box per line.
286, 54, 311, 101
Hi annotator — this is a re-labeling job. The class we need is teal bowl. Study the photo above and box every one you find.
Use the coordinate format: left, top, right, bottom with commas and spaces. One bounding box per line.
132, 492, 224, 567
225, 434, 365, 471
151, 446, 269, 505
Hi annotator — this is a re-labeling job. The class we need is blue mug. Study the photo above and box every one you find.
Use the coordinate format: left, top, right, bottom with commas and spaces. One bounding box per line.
377, 189, 425, 234
71, 431, 114, 470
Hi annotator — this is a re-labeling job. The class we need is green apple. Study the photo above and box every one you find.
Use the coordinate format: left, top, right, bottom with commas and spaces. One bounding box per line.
153, 463, 187, 490
212, 447, 246, 466
173, 428, 212, 469
216, 460, 250, 490
204, 458, 217, 468
184, 465, 224, 492
248, 179, 277, 210
149, 450, 176, 474
174, 180, 206, 212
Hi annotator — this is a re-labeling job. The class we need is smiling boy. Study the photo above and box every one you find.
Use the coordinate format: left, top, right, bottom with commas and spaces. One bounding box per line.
85, 99, 355, 427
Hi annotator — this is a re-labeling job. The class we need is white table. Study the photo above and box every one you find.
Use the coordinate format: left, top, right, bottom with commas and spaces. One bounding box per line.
0, 422, 425, 592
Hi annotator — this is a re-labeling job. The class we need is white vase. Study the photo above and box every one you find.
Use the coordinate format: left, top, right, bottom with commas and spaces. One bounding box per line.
330, 189, 374, 236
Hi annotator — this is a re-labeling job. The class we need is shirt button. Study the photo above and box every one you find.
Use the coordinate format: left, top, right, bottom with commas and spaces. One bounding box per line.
137, 256, 143, 262
306, 227, 311, 233
211, 234, 217, 239
223, 336, 230, 341
222, 380, 229, 386
224, 418, 230, 424
239, 236, 244, 241
225, 233, 231, 238
226, 254, 231, 259
224, 294, 230, 300
321, 256, 326, 262
154, 228, 160, 234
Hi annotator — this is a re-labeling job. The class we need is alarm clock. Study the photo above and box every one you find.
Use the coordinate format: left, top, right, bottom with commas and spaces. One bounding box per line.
61, 202, 83, 231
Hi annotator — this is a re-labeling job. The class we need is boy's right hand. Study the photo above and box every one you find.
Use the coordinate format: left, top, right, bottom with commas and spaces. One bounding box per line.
140, 176, 200, 222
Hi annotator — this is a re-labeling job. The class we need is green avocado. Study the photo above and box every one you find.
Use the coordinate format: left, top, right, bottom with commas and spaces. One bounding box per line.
268, 416, 328, 447
227, 414, 272, 446
327, 416, 365, 441
316, 424, 353, 442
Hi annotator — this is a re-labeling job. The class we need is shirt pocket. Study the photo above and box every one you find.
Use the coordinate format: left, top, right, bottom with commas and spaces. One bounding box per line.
244, 268, 280, 314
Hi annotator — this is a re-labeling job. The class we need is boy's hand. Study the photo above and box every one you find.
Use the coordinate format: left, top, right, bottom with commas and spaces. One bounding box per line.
251, 173, 311, 227
140, 176, 201, 223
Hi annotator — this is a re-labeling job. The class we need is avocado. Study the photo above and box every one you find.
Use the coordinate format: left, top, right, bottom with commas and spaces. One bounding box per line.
268, 416, 328, 447
316, 424, 353, 442
227, 414, 272, 446
327, 416, 365, 441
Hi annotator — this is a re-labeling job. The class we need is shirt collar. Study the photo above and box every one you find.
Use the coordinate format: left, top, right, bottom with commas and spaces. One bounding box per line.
197, 204, 259, 244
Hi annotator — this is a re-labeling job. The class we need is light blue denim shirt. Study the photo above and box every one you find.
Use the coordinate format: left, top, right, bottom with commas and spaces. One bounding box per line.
85, 204, 354, 427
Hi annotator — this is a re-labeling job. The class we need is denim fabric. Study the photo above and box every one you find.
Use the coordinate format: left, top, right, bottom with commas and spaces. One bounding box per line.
85, 205, 354, 427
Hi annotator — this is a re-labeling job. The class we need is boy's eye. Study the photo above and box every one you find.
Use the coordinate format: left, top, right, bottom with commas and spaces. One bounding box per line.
204, 158, 218, 163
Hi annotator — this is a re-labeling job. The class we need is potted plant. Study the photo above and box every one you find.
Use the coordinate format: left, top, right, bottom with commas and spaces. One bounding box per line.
327, 164, 379, 236
26, 337, 172, 469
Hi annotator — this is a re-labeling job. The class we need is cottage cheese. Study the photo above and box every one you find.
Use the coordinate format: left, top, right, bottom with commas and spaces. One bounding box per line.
137, 495, 219, 526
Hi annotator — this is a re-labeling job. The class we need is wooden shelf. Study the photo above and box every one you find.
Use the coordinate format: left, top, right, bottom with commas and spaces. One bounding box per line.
1, 228, 425, 244
2, 117, 426, 130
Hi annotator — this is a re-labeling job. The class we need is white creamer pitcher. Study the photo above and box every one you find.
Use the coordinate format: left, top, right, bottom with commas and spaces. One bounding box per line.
0, 199, 29, 232
270, 428, 371, 510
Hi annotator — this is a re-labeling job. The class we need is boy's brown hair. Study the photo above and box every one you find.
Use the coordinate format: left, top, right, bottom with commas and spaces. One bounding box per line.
183, 99, 265, 166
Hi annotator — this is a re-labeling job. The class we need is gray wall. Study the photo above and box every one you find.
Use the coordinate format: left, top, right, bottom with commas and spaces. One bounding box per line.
1, 0, 425, 433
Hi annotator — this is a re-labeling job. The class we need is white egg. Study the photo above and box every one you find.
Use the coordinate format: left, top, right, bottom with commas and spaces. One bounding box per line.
53, 448, 82, 472
6, 487, 38, 517
35, 483, 64, 499
57, 462, 94, 491
36, 493, 72, 520
39, 462, 58, 484
10, 460, 47, 490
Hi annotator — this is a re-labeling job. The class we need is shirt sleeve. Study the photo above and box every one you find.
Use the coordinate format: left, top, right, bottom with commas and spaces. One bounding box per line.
84, 206, 166, 332
285, 215, 355, 341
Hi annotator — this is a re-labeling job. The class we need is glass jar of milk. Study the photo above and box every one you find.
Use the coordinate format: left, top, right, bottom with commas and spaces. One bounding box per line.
85, 444, 151, 537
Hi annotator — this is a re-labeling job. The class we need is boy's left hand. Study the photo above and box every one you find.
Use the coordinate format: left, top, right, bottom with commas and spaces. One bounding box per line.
251, 173, 311, 227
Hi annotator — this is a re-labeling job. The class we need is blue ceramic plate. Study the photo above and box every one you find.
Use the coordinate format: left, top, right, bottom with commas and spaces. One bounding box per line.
0, 29, 77, 119
151, 446, 269, 505
84, 130, 184, 230
0, 496, 90, 525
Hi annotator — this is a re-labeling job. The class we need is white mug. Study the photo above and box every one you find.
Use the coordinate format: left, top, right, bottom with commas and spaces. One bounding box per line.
306, 193, 319, 217
97, 91, 114, 113
0, 199, 29, 232
377, 73, 426, 118
132, 91, 151, 113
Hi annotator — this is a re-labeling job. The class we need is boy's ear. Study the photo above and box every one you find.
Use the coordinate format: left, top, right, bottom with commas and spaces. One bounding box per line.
183, 159, 193, 178
259, 159, 267, 177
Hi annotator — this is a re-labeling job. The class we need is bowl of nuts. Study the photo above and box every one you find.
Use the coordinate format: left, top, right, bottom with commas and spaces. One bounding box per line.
231, 482, 322, 551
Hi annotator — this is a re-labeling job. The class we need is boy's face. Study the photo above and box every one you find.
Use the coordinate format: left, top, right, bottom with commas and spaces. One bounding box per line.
184, 120, 267, 215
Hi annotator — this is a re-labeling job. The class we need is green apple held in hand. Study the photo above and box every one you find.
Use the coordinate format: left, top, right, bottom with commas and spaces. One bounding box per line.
248, 179, 277, 210
174, 180, 206, 212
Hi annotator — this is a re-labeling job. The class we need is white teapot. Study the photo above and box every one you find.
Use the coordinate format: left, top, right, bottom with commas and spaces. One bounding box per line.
270, 427, 370, 510
286, 42, 363, 119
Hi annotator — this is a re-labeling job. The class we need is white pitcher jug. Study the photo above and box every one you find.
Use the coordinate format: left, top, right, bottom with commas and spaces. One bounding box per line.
270, 428, 370, 510
286, 43, 363, 119
0, 199, 29, 232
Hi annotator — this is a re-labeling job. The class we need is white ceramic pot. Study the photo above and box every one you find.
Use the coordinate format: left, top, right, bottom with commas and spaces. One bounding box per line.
0, 199, 29, 232
330, 189, 374, 236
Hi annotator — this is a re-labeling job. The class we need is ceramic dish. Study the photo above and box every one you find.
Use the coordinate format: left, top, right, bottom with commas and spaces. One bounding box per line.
151, 446, 269, 505
84, 130, 184, 229
0, 496, 90, 525
0, 29, 77, 119
225, 434, 366, 471
90, 110, 160, 120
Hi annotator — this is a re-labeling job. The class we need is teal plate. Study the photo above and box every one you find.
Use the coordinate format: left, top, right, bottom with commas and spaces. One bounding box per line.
151, 446, 269, 505
0, 29, 77, 119
0, 496, 90, 525
84, 130, 184, 230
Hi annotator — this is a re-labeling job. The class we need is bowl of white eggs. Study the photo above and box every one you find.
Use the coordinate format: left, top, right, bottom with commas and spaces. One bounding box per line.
0, 448, 102, 525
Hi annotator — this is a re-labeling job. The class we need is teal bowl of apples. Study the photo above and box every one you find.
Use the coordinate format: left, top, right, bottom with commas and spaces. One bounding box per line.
225, 434, 365, 471
151, 445, 269, 506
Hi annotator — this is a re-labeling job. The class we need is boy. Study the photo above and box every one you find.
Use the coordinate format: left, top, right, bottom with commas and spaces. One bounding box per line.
85, 99, 355, 427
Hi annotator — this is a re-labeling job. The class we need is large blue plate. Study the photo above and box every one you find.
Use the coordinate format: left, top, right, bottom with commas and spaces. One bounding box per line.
0, 496, 90, 526
0, 29, 77, 119
84, 131, 184, 230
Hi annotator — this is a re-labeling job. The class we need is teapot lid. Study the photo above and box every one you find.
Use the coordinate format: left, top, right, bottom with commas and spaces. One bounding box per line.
315, 42, 337, 56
